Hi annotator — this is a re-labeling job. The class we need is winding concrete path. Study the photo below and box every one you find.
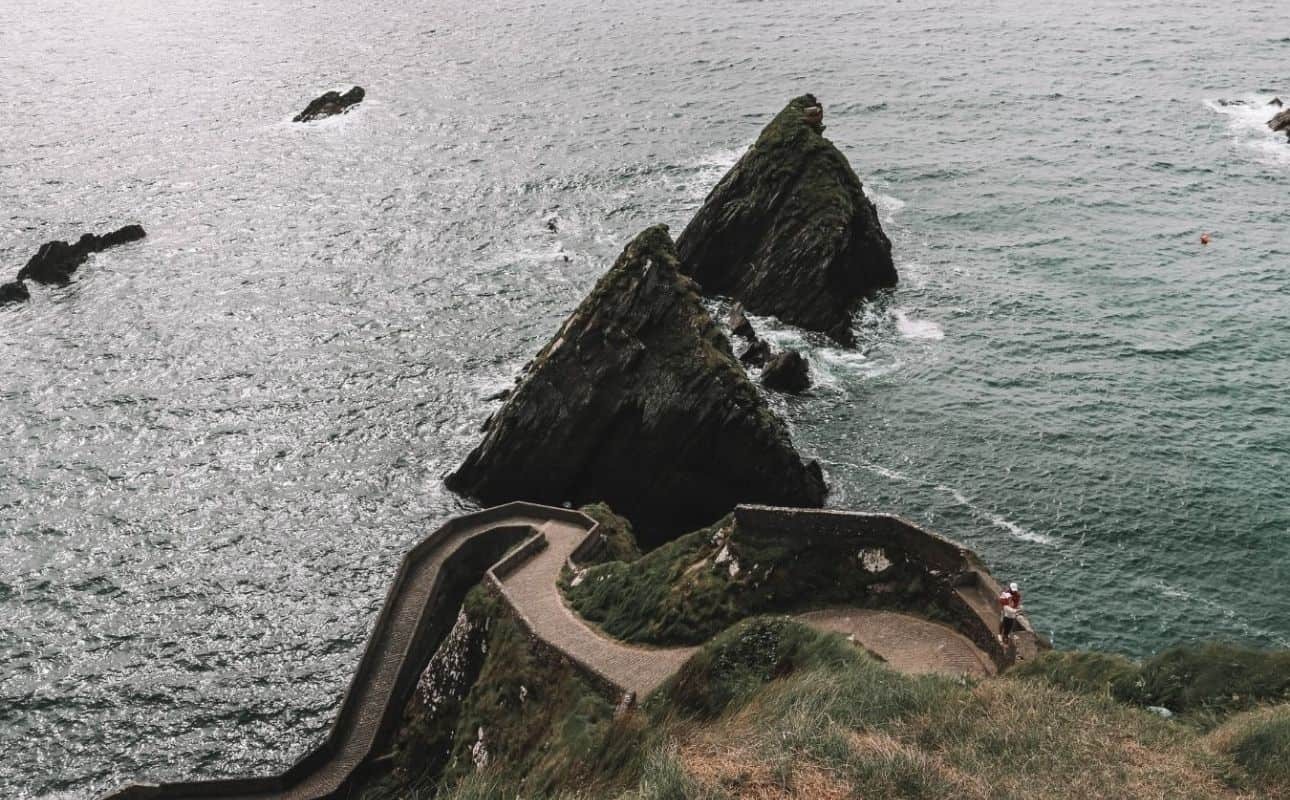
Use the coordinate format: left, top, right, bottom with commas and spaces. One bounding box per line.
495, 519, 698, 698
102, 503, 999, 800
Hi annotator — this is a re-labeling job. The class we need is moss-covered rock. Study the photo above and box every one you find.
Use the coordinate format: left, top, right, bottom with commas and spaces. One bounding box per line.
677, 95, 895, 344
446, 225, 826, 540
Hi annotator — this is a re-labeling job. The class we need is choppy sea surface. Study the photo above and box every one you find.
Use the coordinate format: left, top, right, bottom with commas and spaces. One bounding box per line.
3, 0, 1287, 795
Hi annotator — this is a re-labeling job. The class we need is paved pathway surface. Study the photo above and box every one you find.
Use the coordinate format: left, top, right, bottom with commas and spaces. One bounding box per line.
496, 520, 699, 698
496, 522, 996, 697
797, 608, 997, 677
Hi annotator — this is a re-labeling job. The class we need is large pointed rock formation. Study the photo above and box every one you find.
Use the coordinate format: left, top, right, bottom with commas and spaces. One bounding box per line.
446, 225, 826, 538
677, 94, 896, 344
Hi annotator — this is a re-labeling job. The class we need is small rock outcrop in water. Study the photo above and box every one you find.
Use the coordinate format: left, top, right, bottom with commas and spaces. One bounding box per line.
739, 338, 772, 368
676, 94, 896, 345
0, 280, 30, 306
726, 303, 756, 340
446, 225, 827, 536
16, 225, 146, 285
1269, 108, 1290, 139
293, 86, 365, 122
761, 349, 812, 394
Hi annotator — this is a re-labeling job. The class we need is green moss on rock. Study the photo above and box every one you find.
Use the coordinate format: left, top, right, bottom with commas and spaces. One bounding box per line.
562, 513, 942, 646
446, 225, 825, 541
677, 94, 895, 344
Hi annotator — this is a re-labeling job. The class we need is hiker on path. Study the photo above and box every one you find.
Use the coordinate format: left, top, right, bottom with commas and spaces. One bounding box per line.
998, 581, 1022, 643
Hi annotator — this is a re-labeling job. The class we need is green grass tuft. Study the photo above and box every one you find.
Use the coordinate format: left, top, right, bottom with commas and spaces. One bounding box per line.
1118, 642, 1290, 718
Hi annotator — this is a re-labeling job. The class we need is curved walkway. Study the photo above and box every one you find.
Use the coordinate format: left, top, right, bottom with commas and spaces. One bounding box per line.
798, 608, 996, 677
493, 519, 698, 699
102, 503, 1001, 800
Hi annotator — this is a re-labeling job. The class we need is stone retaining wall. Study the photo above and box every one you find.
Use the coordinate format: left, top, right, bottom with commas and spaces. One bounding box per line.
733, 505, 1046, 669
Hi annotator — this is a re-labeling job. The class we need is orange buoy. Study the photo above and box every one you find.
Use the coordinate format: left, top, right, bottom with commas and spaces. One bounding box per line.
1200, 233, 1211, 245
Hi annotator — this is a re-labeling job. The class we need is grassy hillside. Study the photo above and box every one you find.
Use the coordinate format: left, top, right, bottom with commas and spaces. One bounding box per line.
361, 611, 1290, 799
353, 506, 1288, 799
561, 510, 957, 646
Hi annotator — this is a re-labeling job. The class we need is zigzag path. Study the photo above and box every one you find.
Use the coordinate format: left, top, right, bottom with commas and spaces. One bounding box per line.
102, 503, 998, 800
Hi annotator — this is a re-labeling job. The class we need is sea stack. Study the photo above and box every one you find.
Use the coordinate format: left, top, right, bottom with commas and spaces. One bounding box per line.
676, 94, 896, 344
293, 86, 365, 122
17, 225, 146, 285
446, 225, 826, 538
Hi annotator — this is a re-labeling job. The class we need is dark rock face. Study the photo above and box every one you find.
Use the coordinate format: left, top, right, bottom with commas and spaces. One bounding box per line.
293, 86, 365, 122
16, 225, 146, 285
676, 94, 896, 345
739, 338, 772, 368
0, 280, 30, 306
446, 225, 826, 538
1269, 108, 1290, 138
761, 350, 811, 394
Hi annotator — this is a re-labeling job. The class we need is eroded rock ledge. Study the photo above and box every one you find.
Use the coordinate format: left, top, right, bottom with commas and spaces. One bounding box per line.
677, 94, 896, 344
446, 225, 826, 538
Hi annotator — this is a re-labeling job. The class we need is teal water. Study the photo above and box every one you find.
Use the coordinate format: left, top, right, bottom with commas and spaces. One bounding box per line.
2, 0, 1287, 796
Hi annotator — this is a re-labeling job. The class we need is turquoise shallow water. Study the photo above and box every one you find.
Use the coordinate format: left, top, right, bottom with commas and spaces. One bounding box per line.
2, 0, 1287, 796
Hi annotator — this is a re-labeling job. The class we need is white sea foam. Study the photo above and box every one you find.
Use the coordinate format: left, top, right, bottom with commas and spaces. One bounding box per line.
866, 190, 907, 225
684, 146, 745, 199
892, 309, 945, 341
1207, 95, 1290, 166
1154, 579, 1290, 648
819, 458, 1057, 546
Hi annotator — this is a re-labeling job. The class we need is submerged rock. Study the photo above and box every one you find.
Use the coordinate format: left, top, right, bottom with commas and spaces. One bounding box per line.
761, 349, 811, 394
1269, 97, 1284, 108
676, 94, 896, 345
293, 86, 365, 122
0, 280, 29, 306
16, 225, 146, 285
446, 225, 826, 537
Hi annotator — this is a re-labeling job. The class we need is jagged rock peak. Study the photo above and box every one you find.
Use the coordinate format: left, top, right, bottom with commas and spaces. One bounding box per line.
446, 224, 826, 539
17, 225, 146, 285
677, 94, 896, 345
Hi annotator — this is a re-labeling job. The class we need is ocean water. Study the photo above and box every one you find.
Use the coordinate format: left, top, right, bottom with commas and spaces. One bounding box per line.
2, 0, 1288, 795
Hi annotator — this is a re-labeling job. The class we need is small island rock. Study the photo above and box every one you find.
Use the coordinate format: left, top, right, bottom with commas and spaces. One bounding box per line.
293, 86, 365, 122
677, 94, 896, 345
446, 224, 826, 538
17, 225, 146, 285
761, 349, 812, 394
0, 280, 30, 306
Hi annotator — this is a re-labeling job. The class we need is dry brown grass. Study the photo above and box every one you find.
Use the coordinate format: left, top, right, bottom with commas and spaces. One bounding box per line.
680, 739, 851, 800
659, 670, 1260, 800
